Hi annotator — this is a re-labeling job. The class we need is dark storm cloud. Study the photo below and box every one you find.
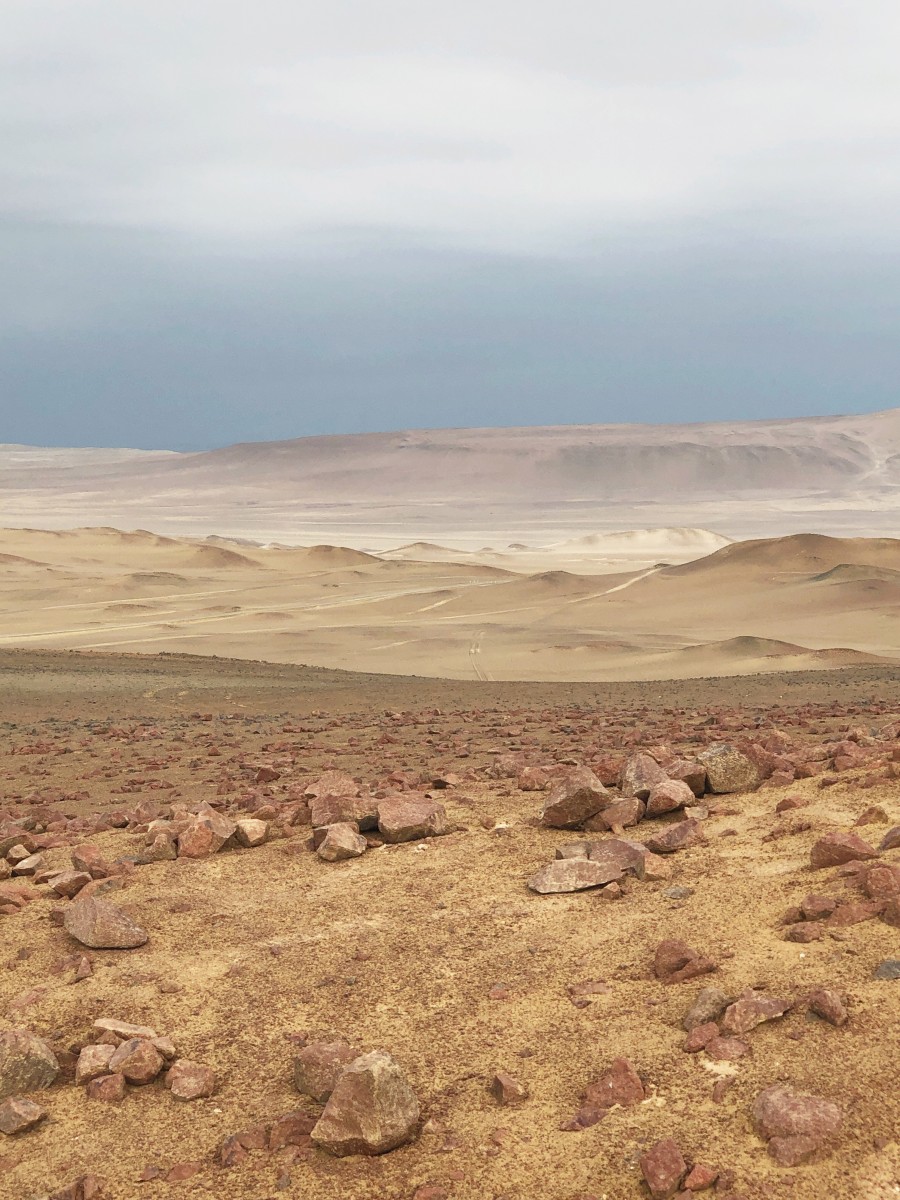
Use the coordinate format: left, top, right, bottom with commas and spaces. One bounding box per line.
1, 2, 899, 447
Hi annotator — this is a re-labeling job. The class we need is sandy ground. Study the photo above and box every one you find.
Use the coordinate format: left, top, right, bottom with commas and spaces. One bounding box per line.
0, 528, 898, 682
0, 652, 899, 1200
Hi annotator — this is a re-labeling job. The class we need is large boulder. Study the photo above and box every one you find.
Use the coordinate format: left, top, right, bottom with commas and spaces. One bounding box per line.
697, 743, 760, 793
619, 753, 668, 801
310, 794, 379, 831
540, 767, 609, 829
311, 1050, 420, 1156
377, 798, 446, 843
63, 897, 148, 949
0, 1030, 59, 1100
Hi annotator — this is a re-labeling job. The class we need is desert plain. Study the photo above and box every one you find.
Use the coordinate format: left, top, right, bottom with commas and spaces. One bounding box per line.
1, 414, 899, 1200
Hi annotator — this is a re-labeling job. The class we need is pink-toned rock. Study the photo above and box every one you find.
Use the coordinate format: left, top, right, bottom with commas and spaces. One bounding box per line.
234, 819, 268, 848
640, 1137, 687, 1198
141, 832, 177, 862
785, 921, 825, 942
63, 897, 148, 949
528, 858, 623, 894
305, 771, 360, 799
71, 844, 111, 879
588, 839, 646, 876
517, 766, 551, 792
268, 1110, 316, 1150
108, 1038, 164, 1084
879, 826, 900, 852
825, 900, 883, 927
667, 759, 708, 797
490, 1072, 528, 1105
0, 1096, 46, 1135
294, 1041, 358, 1103
800, 893, 839, 921
11, 853, 43, 876
808, 989, 848, 1027
48, 871, 92, 899
720, 992, 791, 1035
584, 797, 645, 831
75, 1044, 116, 1084
684, 1022, 719, 1052
809, 832, 878, 869
317, 823, 367, 862
640, 851, 672, 880
697, 743, 760, 793
177, 807, 236, 858
646, 819, 703, 855
310, 794, 379, 831
86, 1072, 126, 1102
863, 864, 900, 900
646, 780, 695, 817
0, 1029, 59, 1100
377, 798, 446, 843
620, 754, 668, 801
582, 1058, 644, 1109
683, 1163, 718, 1191
311, 1050, 420, 1156
704, 1035, 750, 1061
540, 767, 610, 828
166, 1059, 217, 1100
883, 897, 900, 927
654, 940, 717, 984
767, 1134, 822, 1166
752, 1084, 843, 1142
93, 1018, 157, 1041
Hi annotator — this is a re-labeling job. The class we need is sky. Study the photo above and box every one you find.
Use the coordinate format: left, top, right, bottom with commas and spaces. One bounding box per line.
2, 0, 899, 451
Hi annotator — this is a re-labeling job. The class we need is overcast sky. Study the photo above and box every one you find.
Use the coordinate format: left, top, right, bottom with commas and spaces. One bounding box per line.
2, 0, 899, 450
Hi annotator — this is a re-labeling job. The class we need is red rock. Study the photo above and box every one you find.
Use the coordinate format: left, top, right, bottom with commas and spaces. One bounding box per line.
294, 1041, 358, 1103
234, 818, 268, 848
800, 893, 838, 920
863, 864, 900, 900
654, 940, 717, 984
413, 1187, 449, 1200
620, 754, 668, 800
49, 871, 92, 899
517, 766, 551, 791
646, 780, 694, 816
559, 1103, 606, 1131
883, 898, 900, 927
63, 897, 148, 949
255, 766, 280, 784
311, 1050, 420, 1156
582, 1058, 644, 1108
640, 1137, 687, 1198
377, 798, 446, 843
0, 1096, 45, 1135
268, 1111, 316, 1150
0, 1029, 59, 1100
809, 832, 878, 869
86, 1072, 126, 1101
879, 826, 900, 851
93, 1018, 157, 1040
177, 807, 236, 858
108, 1038, 164, 1084
317, 823, 367, 862
646, 819, 703, 854
540, 767, 609, 828
305, 771, 360, 799
528, 858, 623, 894
491, 1072, 528, 1105
808, 989, 848, 1026
776, 795, 807, 813
667, 759, 708, 796
720, 993, 790, 1035
165, 1161, 202, 1182
704, 1035, 749, 1060
309, 794, 378, 831
71, 845, 110, 878
824, 900, 882, 927
767, 1134, 822, 1166
75, 1044, 116, 1084
683, 1163, 718, 1191
165, 1059, 217, 1100
583, 797, 645, 831
219, 1136, 247, 1167
752, 1084, 842, 1142
785, 921, 824, 943
683, 1022, 719, 1052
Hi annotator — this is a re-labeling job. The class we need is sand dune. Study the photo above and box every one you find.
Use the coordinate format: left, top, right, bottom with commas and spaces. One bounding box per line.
0, 526, 896, 682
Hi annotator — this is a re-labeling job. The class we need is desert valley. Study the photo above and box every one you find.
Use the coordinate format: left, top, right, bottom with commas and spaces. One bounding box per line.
1, 412, 899, 1200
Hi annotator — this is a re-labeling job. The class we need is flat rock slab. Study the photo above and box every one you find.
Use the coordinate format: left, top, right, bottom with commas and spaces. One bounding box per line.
63, 897, 148, 949
528, 858, 624, 894
0, 1030, 59, 1101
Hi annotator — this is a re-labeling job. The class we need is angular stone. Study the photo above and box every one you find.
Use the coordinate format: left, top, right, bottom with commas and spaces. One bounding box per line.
527, 858, 623, 895
646, 819, 703, 855
646, 780, 695, 817
63, 897, 148, 949
141, 832, 177, 862
310, 794, 378, 831
0, 1096, 46, 1135
490, 1072, 528, 1105
752, 1085, 842, 1141
697, 743, 760, 793
705, 1035, 749, 1061
683, 987, 733, 1031
93, 1018, 158, 1041
620, 754, 668, 801
809, 832, 878, 869
808, 989, 848, 1026
684, 1022, 719, 1052
166, 1059, 217, 1100
667, 759, 708, 797
582, 1058, 644, 1109
884, 898, 900, 928
720, 992, 791, 1035
177, 807, 236, 858
311, 1050, 420, 1156
11, 853, 43, 876
71, 845, 111, 878
863, 864, 900, 900
583, 797, 645, 831
879, 826, 900, 852
294, 1041, 358, 1103
317, 823, 367, 862
234, 818, 268, 848
640, 1137, 687, 1198
305, 771, 361, 799
683, 1163, 718, 1191
654, 940, 717, 984
785, 921, 824, 943
86, 1072, 126, 1102
268, 1110, 316, 1150
108, 1038, 165, 1084
48, 871, 92, 899
0, 1030, 59, 1100
377, 798, 446, 843
75, 1044, 116, 1084
540, 767, 610, 828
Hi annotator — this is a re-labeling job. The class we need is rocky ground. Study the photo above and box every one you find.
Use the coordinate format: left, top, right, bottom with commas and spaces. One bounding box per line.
0, 650, 899, 1200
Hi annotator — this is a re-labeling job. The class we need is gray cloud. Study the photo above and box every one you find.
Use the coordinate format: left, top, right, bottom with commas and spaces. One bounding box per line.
1, 1, 899, 447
